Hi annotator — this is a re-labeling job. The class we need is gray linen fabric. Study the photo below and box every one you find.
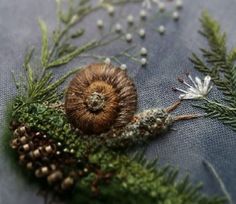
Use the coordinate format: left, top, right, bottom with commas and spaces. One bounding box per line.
0, 0, 236, 204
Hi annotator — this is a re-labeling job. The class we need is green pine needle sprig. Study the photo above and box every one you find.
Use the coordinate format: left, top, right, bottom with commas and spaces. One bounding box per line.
190, 11, 236, 131
12, 0, 151, 106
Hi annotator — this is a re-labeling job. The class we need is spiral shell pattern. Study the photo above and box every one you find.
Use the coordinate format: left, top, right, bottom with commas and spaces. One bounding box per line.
65, 63, 137, 134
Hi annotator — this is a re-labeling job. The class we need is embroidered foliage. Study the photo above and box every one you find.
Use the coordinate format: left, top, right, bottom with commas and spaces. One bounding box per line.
190, 11, 236, 131
4, 1, 228, 203
8, 98, 226, 204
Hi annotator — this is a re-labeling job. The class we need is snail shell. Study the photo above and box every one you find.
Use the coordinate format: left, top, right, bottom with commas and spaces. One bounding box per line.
65, 63, 137, 134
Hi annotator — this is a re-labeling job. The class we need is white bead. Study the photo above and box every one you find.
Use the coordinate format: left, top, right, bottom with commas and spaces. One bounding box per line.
104, 58, 111, 65
115, 23, 122, 33
97, 19, 104, 29
139, 28, 146, 38
107, 6, 115, 16
159, 2, 165, 12
120, 64, 127, 70
141, 58, 147, 66
158, 25, 165, 35
140, 47, 148, 56
126, 33, 133, 42
172, 11, 180, 21
176, 0, 183, 9
140, 10, 147, 20
127, 15, 134, 25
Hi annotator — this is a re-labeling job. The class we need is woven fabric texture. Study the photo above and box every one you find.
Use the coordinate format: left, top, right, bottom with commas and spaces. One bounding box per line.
0, 0, 235, 203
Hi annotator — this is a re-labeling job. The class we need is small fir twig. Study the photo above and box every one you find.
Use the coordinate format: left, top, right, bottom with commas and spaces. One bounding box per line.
189, 11, 236, 131
203, 160, 233, 204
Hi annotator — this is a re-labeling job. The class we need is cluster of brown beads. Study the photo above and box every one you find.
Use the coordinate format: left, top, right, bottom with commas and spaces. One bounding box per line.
10, 124, 89, 192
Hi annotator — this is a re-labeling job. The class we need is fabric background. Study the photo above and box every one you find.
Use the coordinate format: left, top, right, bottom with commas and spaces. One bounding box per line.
0, 0, 236, 203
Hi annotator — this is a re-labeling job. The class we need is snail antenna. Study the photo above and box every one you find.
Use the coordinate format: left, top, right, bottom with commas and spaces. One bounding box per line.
173, 114, 203, 121
165, 100, 181, 113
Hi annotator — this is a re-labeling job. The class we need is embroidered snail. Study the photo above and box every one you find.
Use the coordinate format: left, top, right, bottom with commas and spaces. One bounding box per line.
65, 63, 198, 149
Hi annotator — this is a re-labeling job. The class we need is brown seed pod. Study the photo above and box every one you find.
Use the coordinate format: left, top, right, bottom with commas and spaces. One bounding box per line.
65, 63, 137, 134
10, 124, 93, 192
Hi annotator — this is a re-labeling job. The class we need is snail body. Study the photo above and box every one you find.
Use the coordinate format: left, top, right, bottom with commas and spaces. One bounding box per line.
79, 102, 197, 149
91, 108, 174, 149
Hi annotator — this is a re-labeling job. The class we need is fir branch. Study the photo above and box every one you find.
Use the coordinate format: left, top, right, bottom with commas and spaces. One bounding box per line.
199, 11, 227, 57
190, 11, 236, 107
46, 40, 97, 68
228, 48, 236, 62
39, 19, 49, 67
194, 99, 236, 131
190, 11, 236, 131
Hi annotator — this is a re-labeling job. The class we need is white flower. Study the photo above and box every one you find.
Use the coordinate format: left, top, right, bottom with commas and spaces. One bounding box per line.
174, 74, 213, 100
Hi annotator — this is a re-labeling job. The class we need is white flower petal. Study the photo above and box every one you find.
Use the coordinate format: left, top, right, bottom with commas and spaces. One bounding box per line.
202, 75, 211, 94
180, 93, 201, 100
179, 94, 186, 99
175, 87, 188, 94
195, 76, 203, 92
187, 87, 200, 95
183, 80, 192, 88
208, 85, 213, 93
187, 74, 198, 88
